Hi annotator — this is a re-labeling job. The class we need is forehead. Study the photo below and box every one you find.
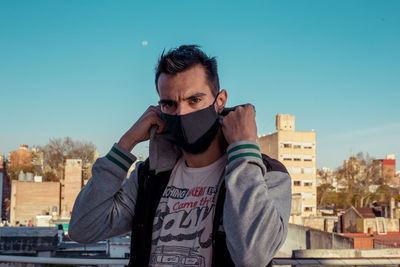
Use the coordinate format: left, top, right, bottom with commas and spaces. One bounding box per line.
157, 65, 213, 99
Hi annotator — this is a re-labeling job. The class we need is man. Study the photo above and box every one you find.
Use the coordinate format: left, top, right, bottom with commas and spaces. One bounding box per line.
69, 45, 291, 267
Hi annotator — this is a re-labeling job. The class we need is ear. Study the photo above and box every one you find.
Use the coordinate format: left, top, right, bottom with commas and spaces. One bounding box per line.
216, 89, 227, 113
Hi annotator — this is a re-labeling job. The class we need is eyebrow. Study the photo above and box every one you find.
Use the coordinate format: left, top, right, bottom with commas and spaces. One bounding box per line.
182, 92, 206, 101
159, 92, 207, 104
158, 99, 177, 105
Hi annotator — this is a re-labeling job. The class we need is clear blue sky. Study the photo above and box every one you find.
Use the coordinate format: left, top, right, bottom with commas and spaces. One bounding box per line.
1, 0, 399, 170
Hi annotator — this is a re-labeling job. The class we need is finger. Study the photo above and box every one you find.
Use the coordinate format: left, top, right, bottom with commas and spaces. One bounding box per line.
243, 104, 255, 116
152, 117, 166, 134
150, 106, 162, 116
156, 124, 166, 134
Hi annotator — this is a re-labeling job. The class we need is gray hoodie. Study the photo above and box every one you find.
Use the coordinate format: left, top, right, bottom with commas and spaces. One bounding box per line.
69, 130, 292, 267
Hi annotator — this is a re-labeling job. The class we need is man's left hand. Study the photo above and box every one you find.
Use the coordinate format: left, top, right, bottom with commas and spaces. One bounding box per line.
222, 104, 257, 144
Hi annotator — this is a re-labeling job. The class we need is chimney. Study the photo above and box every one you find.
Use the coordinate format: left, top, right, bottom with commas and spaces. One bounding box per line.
19, 144, 29, 151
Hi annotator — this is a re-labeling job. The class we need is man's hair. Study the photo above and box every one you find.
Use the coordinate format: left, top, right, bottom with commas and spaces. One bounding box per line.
155, 45, 220, 96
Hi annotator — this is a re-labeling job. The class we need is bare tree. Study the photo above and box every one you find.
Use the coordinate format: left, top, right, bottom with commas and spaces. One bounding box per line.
336, 152, 385, 207
317, 169, 335, 208
39, 137, 97, 181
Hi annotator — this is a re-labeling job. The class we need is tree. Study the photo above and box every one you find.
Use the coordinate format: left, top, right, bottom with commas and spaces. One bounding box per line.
38, 137, 97, 181
42, 171, 58, 182
317, 183, 335, 208
6, 164, 36, 181
373, 185, 400, 203
336, 152, 386, 207
316, 168, 335, 208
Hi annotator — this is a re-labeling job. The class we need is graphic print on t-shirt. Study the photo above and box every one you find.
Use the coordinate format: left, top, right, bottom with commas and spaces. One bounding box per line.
149, 156, 226, 267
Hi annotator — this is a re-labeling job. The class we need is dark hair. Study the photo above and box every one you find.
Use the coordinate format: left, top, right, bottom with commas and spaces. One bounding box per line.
155, 45, 220, 96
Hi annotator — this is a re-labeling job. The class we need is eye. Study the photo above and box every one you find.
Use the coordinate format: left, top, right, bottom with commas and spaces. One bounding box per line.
188, 97, 201, 105
159, 100, 176, 112
161, 102, 172, 108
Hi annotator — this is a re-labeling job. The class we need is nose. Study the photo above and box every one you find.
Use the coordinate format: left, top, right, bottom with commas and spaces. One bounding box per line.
175, 103, 190, 116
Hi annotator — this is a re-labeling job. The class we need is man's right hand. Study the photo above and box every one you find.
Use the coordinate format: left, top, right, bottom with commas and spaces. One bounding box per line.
118, 105, 166, 151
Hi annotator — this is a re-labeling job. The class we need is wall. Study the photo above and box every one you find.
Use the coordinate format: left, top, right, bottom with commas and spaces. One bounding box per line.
325, 217, 337, 232
357, 218, 399, 233
62, 159, 82, 216
278, 224, 355, 257
341, 208, 360, 233
353, 236, 374, 249
308, 227, 353, 249
258, 133, 279, 159
303, 217, 325, 231
10, 180, 60, 225
302, 217, 338, 232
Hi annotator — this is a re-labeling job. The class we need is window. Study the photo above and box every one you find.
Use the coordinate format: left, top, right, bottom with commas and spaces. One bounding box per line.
302, 155, 313, 162
302, 192, 314, 200
304, 182, 313, 187
303, 142, 314, 149
283, 143, 292, 148
294, 145, 301, 149
287, 167, 301, 174
303, 168, 315, 174
293, 157, 301, 161
304, 207, 313, 212
294, 181, 301, 186
283, 157, 292, 161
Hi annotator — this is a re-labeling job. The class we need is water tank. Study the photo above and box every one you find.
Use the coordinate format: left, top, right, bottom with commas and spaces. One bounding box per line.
18, 171, 26, 181
26, 172, 34, 181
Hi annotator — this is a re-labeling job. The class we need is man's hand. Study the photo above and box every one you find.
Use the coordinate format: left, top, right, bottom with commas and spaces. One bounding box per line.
222, 104, 257, 145
118, 105, 166, 151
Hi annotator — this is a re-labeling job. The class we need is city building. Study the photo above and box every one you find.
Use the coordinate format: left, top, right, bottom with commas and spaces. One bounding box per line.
0, 153, 11, 221
374, 154, 397, 185
0, 154, 4, 221
258, 114, 317, 223
339, 199, 400, 234
61, 159, 83, 216
10, 158, 84, 226
9, 144, 33, 169
10, 179, 60, 226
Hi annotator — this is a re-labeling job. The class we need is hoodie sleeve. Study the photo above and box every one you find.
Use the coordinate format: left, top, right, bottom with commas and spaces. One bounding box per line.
223, 140, 292, 267
69, 143, 139, 244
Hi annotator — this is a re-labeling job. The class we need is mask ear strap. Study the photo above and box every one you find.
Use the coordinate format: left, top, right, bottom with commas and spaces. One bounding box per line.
213, 91, 225, 114
212, 91, 220, 105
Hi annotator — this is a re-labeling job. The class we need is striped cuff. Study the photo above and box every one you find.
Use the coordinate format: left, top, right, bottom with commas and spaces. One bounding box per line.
227, 141, 262, 164
105, 143, 137, 172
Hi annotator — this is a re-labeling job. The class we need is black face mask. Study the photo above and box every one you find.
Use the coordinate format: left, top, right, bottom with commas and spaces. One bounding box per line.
161, 99, 221, 154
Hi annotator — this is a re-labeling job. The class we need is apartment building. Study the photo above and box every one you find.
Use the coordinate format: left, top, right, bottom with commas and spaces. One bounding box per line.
374, 154, 397, 184
258, 114, 317, 223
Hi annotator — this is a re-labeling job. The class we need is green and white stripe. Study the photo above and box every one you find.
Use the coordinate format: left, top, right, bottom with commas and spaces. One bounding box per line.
227, 142, 262, 164
106, 145, 135, 172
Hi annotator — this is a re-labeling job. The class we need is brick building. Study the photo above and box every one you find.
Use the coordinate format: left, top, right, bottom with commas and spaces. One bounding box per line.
10, 181, 61, 225
374, 154, 397, 185
61, 159, 83, 216
10, 158, 83, 226
9, 145, 32, 169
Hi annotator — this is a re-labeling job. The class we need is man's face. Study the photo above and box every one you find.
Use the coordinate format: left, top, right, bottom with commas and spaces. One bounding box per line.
157, 64, 216, 115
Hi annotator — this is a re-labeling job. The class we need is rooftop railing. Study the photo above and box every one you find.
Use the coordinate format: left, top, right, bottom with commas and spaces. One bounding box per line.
1, 255, 400, 266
